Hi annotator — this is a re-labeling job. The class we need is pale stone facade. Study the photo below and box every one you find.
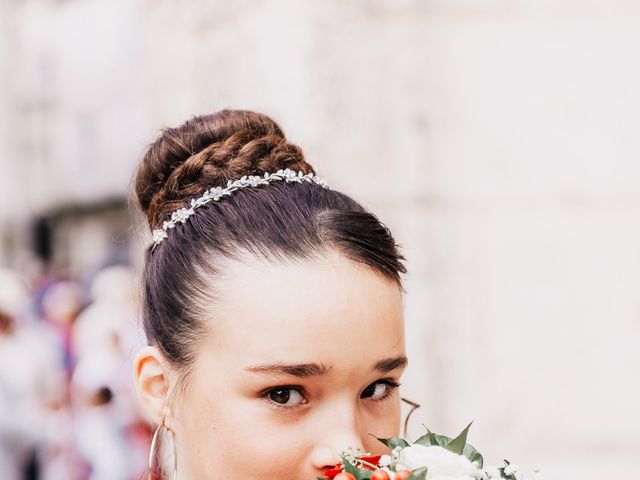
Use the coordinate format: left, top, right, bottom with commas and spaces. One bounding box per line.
1, 1, 639, 477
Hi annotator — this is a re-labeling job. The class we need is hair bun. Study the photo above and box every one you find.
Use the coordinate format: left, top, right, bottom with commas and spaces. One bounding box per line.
135, 109, 315, 229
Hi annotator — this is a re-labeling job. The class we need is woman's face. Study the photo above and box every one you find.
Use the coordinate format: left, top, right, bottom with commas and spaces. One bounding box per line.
137, 251, 407, 480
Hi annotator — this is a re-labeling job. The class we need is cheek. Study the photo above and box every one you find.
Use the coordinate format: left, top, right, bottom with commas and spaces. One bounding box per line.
174, 378, 312, 479
175, 386, 402, 479
362, 397, 403, 454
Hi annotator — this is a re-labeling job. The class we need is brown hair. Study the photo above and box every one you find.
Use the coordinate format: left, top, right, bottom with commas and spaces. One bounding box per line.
134, 109, 407, 369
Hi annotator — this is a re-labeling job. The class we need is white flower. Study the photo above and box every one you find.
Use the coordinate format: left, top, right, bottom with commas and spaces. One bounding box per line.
379, 455, 392, 467
395, 445, 484, 480
504, 464, 518, 476
484, 466, 502, 479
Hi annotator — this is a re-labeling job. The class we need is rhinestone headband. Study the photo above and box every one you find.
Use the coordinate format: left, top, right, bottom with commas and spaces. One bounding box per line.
151, 168, 330, 248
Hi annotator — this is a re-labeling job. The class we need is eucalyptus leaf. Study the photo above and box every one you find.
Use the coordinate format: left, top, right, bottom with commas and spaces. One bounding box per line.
374, 435, 410, 450
462, 443, 484, 469
414, 430, 451, 447
446, 421, 473, 455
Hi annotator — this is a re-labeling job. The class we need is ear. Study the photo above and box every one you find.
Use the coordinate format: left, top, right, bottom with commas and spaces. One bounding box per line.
133, 345, 172, 425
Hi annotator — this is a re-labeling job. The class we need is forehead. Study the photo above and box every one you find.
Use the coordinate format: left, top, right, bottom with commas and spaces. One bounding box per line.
201, 251, 405, 370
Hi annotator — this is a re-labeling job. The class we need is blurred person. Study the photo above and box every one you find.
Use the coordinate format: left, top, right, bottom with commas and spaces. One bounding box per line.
74, 264, 143, 364
73, 383, 130, 480
71, 265, 147, 479
38, 280, 89, 479
13, 251, 56, 321
0, 269, 66, 480
40, 281, 86, 378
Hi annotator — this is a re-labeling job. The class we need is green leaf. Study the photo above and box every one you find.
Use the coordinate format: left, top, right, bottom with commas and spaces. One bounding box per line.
446, 421, 473, 455
339, 455, 374, 480
414, 430, 450, 447
462, 443, 484, 469
373, 435, 410, 450
340, 455, 359, 476
406, 467, 429, 480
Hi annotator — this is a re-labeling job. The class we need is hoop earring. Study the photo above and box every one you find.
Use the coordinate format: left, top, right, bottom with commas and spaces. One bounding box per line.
148, 420, 178, 480
400, 396, 422, 439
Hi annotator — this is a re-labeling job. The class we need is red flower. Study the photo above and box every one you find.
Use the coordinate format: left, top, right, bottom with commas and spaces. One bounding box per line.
322, 455, 383, 478
358, 455, 382, 470
322, 464, 344, 479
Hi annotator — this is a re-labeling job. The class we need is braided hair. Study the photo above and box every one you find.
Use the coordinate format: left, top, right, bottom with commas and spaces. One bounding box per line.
134, 109, 406, 370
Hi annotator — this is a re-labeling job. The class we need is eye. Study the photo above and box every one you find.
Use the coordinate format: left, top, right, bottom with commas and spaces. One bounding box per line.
361, 380, 401, 401
262, 386, 307, 411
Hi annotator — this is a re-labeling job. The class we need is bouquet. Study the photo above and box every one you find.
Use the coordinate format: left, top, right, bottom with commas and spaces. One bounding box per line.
319, 423, 540, 480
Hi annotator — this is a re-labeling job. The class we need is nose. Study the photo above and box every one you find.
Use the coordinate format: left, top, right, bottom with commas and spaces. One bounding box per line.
308, 402, 366, 471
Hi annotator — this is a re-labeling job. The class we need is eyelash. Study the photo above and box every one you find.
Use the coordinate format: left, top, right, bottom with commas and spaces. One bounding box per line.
260, 379, 402, 412
367, 379, 402, 401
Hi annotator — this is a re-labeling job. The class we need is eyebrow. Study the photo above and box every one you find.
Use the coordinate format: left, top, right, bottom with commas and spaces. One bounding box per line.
245, 362, 331, 377
373, 354, 409, 373
245, 354, 408, 378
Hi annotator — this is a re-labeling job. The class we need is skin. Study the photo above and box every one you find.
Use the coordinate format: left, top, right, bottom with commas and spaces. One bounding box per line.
134, 250, 407, 479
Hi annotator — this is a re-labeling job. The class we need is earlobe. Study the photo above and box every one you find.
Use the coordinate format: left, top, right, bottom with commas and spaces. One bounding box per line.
133, 345, 171, 425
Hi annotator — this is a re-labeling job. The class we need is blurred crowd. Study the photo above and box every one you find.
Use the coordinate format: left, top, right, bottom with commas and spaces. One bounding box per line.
0, 263, 151, 480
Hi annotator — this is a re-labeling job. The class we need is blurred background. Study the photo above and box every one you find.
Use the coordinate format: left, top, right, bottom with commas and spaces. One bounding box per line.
1, 1, 639, 479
